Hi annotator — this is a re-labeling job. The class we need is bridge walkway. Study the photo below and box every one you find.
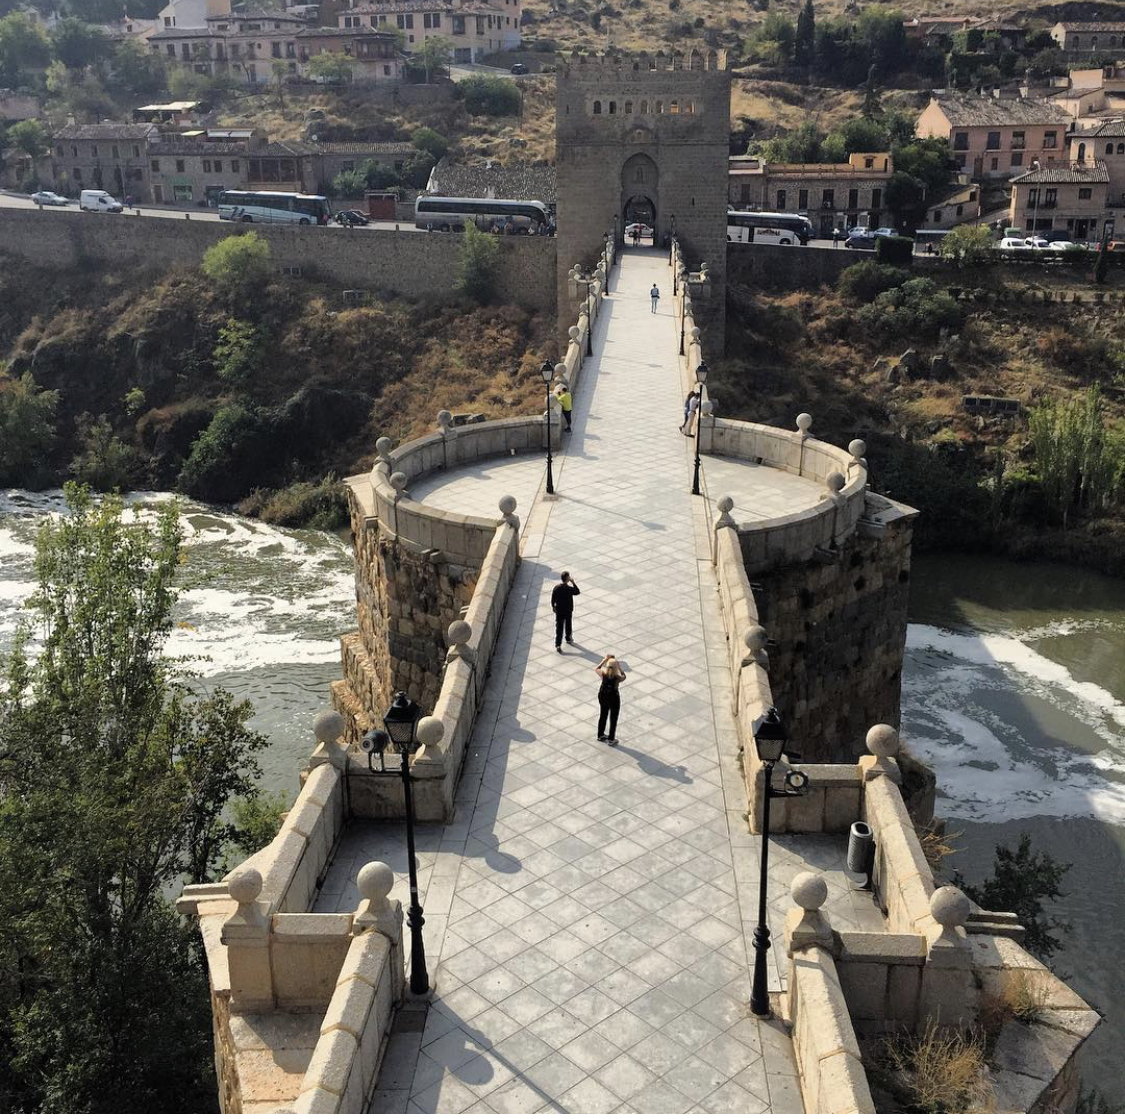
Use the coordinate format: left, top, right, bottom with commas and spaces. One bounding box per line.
336, 247, 871, 1113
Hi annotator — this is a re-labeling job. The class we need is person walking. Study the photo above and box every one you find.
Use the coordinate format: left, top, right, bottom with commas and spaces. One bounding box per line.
832, 227, 841, 248
554, 382, 573, 432
551, 571, 580, 651
650, 283, 660, 313
681, 387, 700, 435
595, 654, 626, 744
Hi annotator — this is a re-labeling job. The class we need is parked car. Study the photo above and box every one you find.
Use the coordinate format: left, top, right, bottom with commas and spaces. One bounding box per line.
871, 227, 897, 238
1025, 236, 1050, 250
1047, 240, 1078, 251
30, 190, 69, 206
79, 189, 122, 213
845, 231, 879, 250
998, 237, 1031, 249
510, 62, 528, 75
846, 225, 869, 237
624, 222, 654, 238
1107, 240, 1125, 252
334, 209, 369, 226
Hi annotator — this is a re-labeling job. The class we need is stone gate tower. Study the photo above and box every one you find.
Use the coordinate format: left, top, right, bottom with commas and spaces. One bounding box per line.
555, 49, 731, 349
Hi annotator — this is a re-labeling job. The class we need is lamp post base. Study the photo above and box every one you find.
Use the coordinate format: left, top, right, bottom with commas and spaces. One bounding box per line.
409, 905, 429, 995
750, 922, 772, 1017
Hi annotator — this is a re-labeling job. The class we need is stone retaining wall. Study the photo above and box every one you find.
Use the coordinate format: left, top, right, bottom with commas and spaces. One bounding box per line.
0, 209, 558, 311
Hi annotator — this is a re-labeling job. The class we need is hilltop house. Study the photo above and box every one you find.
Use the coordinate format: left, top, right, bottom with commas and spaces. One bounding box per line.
1071, 118, 1125, 212
1050, 21, 1125, 54
337, 0, 521, 62
1008, 161, 1109, 239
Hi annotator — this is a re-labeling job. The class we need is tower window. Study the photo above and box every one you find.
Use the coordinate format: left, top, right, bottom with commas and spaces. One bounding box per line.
624, 101, 633, 113
593, 100, 602, 114
609, 101, 616, 114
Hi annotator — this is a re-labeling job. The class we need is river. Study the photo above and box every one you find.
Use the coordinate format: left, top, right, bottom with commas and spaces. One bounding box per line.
1, 494, 1121, 1099
906, 553, 1125, 1103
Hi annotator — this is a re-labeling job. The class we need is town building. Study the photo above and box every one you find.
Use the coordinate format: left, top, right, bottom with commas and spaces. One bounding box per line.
49, 122, 159, 198
916, 94, 1071, 179
0, 90, 40, 124
157, 0, 232, 30
337, 0, 521, 62
1050, 21, 1125, 54
133, 100, 206, 124
728, 151, 893, 236
920, 182, 981, 229
1071, 118, 1125, 212
149, 11, 404, 85
1009, 161, 1109, 239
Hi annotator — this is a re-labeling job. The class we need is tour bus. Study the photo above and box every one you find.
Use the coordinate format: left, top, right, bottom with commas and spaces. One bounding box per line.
415, 195, 550, 233
727, 210, 813, 245
218, 190, 331, 225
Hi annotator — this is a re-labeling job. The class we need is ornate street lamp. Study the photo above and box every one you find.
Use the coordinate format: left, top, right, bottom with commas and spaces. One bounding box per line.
691, 361, 709, 496
749, 706, 810, 1017
539, 359, 555, 494
361, 691, 429, 995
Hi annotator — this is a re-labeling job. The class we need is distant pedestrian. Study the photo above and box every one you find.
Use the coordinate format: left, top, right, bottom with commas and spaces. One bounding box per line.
832, 228, 840, 248
554, 382, 573, 432
595, 654, 626, 745
650, 283, 660, 313
680, 388, 700, 435
551, 571, 580, 651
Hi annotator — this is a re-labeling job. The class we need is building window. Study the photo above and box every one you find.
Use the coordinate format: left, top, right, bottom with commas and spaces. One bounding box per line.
173, 184, 193, 201
272, 41, 281, 56
1108, 143, 1115, 155
151, 159, 160, 171
1011, 152, 1022, 167
56, 145, 63, 156
1079, 187, 1092, 199
848, 188, 858, 208
1078, 142, 1086, 161
640, 100, 648, 113
986, 131, 1000, 150
953, 131, 969, 151
624, 100, 632, 113
934, 209, 943, 222
176, 159, 185, 172
798, 188, 808, 209
609, 101, 616, 114
203, 159, 212, 172
111, 145, 119, 158
655, 100, 663, 112
670, 100, 679, 113
166, 44, 175, 56
871, 188, 882, 208
1044, 130, 1057, 148
91, 145, 98, 156
231, 160, 239, 172
864, 156, 873, 168
433, 13, 440, 26
956, 204, 963, 216
1045, 188, 1057, 206
71, 145, 78, 156
593, 100, 601, 114
1118, 144, 1125, 154
73, 167, 82, 180
383, 64, 390, 75
1028, 188, 1038, 206
776, 189, 786, 209
132, 145, 140, 157
990, 157, 998, 170
1011, 131, 1025, 150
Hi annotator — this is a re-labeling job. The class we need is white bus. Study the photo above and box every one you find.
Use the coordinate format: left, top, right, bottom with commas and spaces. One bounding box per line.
218, 191, 331, 225
727, 210, 813, 245
415, 196, 550, 233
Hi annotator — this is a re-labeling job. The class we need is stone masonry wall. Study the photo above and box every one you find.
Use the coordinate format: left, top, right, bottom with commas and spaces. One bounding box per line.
0, 209, 557, 312
754, 515, 914, 764
333, 489, 478, 735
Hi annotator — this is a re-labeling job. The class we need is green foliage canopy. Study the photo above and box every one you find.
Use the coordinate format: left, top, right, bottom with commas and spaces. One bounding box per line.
459, 74, 520, 116
939, 224, 994, 267
457, 222, 501, 304
0, 370, 58, 485
201, 232, 271, 302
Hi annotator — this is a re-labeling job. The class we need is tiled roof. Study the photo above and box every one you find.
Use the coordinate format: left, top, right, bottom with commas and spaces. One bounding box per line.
53, 123, 159, 140
1075, 118, 1125, 136
254, 140, 415, 156
427, 158, 557, 203
149, 141, 248, 155
149, 26, 219, 39
1055, 22, 1125, 31
210, 7, 308, 20
931, 95, 1070, 127
294, 25, 398, 36
1010, 161, 1109, 184
348, 0, 507, 12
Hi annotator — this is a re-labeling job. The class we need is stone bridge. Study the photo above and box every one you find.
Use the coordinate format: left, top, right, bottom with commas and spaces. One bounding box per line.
178, 238, 1098, 1115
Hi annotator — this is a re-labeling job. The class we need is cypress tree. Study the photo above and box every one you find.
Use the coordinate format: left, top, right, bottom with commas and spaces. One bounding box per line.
795, 0, 815, 67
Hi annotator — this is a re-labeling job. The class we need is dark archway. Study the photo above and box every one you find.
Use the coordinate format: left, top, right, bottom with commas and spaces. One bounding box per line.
621, 152, 659, 238
624, 194, 656, 227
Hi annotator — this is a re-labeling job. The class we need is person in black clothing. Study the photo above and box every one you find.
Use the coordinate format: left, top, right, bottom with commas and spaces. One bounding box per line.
595, 654, 626, 744
551, 571, 580, 652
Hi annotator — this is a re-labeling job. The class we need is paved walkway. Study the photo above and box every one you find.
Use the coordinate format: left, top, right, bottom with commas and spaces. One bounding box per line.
332, 248, 877, 1113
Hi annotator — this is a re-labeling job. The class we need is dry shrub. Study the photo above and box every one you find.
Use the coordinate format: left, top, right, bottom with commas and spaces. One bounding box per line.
916, 822, 962, 873
1004, 971, 1052, 1024
884, 1021, 994, 1113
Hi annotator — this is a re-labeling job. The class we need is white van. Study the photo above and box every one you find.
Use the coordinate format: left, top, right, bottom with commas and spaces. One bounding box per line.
80, 189, 123, 213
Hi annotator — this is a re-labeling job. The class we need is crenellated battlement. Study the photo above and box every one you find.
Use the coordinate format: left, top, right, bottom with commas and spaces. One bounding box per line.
556, 47, 727, 78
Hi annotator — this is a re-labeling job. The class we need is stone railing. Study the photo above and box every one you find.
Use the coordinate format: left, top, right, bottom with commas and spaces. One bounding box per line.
783, 871, 1099, 1113
180, 857, 404, 1113
561, 230, 616, 395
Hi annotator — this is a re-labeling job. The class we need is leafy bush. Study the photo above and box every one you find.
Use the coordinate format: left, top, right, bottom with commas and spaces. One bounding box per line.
178, 404, 264, 502
201, 233, 271, 302
838, 261, 909, 303
226, 789, 289, 865
411, 126, 449, 160
853, 278, 963, 341
237, 475, 349, 530
882, 1022, 992, 1113
876, 234, 913, 266
458, 75, 520, 116
940, 224, 994, 267
331, 167, 368, 198
68, 413, 139, 492
213, 318, 264, 387
457, 222, 501, 304
0, 370, 58, 485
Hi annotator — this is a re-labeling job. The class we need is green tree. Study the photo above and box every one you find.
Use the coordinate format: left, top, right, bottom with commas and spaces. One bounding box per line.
400, 150, 435, 189
178, 403, 264, 501
305, 50, 353, 84
938, 223, 993, 267
0, 11, 50, 85
861, 64, 882, 120
459, 74, 520, 115
0, 370, 58, 485
749, 12, 795, 65
414, 33, 452, 82
201, 232, 271, 301
756, 120, 823, 163
794, 0, 815, 67
457, 221, 500, 304
271, 58, 287, 109
332, 167, 368, 198
411, 125, 449, 161
6, 118, 48, 161
212, 318, 264, 386
956, 835, 1071, 960
51, 17, 107, 69
108, 38, 166, 98
68, 413, 139, 491
0, 486, 267, 1110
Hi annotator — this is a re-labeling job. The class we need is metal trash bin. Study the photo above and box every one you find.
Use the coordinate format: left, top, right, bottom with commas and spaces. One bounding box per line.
847, 821, 875, 886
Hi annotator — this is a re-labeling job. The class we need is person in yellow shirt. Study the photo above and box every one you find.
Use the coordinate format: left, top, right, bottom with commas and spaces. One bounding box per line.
554, 382, 573, 432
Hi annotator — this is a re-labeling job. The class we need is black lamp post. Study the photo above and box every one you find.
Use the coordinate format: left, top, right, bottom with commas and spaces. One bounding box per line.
540, 359, 555, 494
691, 361, 708, 496
361, 691, 429, 996
679, 274, 689, 355
602, 233, 610, 292
749, 706, 810, 1018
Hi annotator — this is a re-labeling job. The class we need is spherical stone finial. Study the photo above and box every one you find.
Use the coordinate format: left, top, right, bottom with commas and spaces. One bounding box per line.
498, 494, 517, 516
744, 625, 767, 654
791, 872, 828, 912
554, 362, 568, 380
356, 861, 394, 904
796, 412, 813, 435
389, 471, 408, 494
568, 326, 580, 341
314, 708, 345, 746
929, 885, 971, 931
229, 866, 263, 906
416, 715, 445, 748
718, 495, 735, 514
826, 471, 846, 494
436, 409, 452, 428
849, 438, 867, 460
866, 723, 899, 759
690, 326, 701, 341
376, 436, 393, 456
701, 400, 714, 416
447, 619, 472, 646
